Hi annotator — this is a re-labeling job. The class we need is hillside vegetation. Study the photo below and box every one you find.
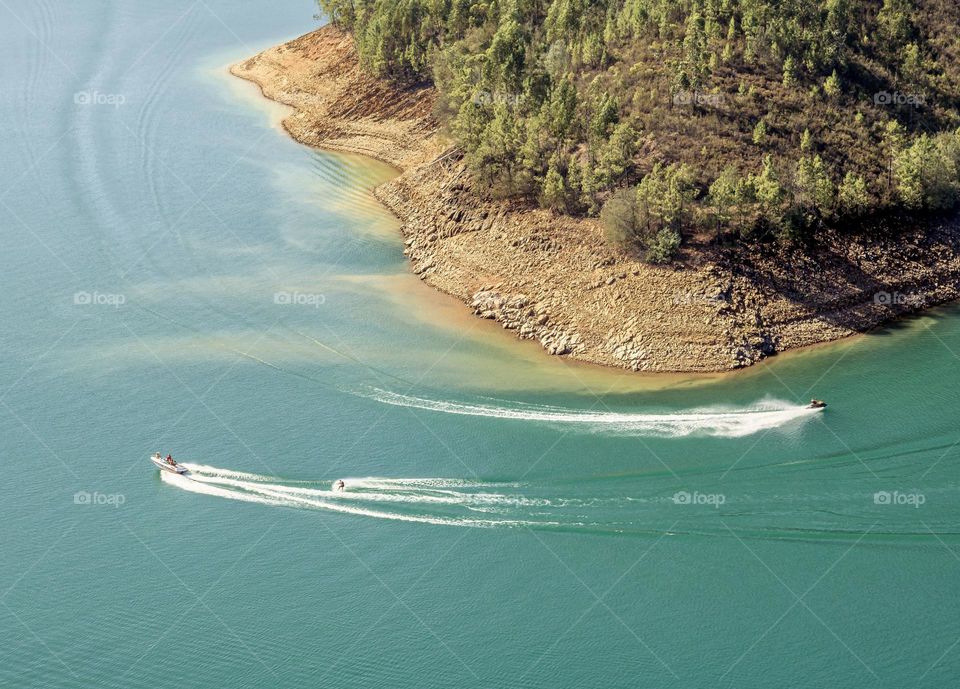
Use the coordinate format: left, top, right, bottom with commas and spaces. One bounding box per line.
317, 0, 960, 261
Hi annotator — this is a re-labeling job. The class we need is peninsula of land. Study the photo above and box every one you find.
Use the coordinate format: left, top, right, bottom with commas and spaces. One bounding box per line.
231, 26, 960, 372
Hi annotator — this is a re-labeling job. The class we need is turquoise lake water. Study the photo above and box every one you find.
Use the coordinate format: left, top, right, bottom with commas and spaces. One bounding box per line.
2, 1, 959, 686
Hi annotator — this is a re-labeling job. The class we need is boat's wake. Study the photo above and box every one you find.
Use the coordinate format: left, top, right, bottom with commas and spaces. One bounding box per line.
163, 467, 577, 528
160, 464, 960, 541
359, 388, 820, 438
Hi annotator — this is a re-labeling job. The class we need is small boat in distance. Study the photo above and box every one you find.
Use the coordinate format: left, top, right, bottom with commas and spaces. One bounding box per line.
151, 452, 188, 475
807, 399, 828, 409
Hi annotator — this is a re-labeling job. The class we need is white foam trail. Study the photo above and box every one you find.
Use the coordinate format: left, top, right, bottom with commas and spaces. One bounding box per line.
178, 464, 273, 481
161, 471, 287, 507
162, 467, 558, 528
188, 473, 553, 508
362, 389, 820, 438
249, 482, 540, 528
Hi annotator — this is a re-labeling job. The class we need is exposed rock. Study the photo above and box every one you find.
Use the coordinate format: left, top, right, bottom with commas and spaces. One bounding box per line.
231, 25, 960, 374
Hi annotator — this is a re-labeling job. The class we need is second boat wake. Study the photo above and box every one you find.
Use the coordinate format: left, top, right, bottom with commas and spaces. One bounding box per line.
360, 387, 821, 438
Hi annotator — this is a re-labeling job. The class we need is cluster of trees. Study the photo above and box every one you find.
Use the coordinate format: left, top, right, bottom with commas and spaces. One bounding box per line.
319, 0, 960, 261
606, 126, 960, 252
601, 163, 694, 262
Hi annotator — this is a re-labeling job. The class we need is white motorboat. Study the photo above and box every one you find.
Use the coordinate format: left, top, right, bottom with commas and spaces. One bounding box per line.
150, 453, 188, 475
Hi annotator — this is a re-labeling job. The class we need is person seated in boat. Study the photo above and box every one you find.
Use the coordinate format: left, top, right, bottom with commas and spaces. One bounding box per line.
166, 454, 175, 465
808, 399, 826, 409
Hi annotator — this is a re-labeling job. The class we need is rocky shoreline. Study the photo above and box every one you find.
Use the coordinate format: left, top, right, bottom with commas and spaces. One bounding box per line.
231, 25, 960, 373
